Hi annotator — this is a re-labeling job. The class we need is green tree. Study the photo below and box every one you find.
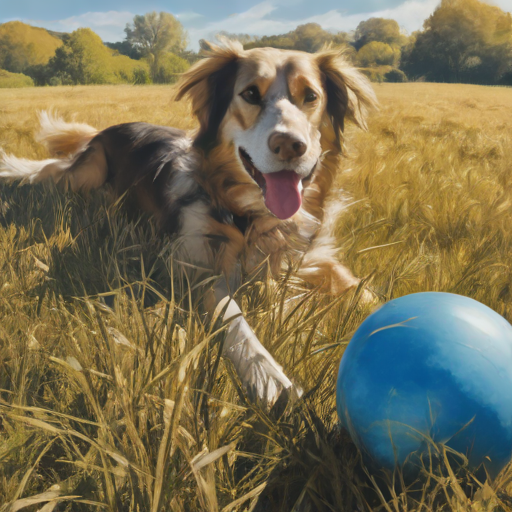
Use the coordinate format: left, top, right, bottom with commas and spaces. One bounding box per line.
124, 12, 188, 82
244, 23, 351, 53
39, 28, 152, 85
293, 23, 336, 52
354, 18, 407, 50
384, 68, 408, 82
402, 0, 512, 84
152, 52, 190, 83
357, 41, 400, 67
104, 40, 143, 60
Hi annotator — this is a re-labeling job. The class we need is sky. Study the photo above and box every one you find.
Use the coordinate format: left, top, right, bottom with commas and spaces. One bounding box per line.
1, 0, 511, 50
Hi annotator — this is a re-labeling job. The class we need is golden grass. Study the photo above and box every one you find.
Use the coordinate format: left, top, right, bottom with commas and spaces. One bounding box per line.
0, 82, 512, 511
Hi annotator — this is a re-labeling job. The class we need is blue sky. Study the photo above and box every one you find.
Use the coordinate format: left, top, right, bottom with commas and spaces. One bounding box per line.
2, 0, 511, 49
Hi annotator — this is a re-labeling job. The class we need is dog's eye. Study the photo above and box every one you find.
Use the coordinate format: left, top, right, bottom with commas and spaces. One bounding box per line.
304, 90, 318, 103
241, 86, 262, 105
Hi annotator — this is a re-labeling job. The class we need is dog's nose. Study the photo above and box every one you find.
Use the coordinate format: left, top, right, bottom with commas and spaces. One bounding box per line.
268, 132, 307, 161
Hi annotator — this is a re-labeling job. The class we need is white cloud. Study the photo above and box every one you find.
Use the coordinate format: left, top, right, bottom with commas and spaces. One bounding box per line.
353, 0, 441, 33
176, 12, 204, 23
279, 0, 440, 34
186, 0, 441, 49
489, 0, 512, 11
22, 10, 134, 42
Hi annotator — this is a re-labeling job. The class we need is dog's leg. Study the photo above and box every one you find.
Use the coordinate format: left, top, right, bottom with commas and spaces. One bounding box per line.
298, 246, 359, 294
298, 245, 376, 303
175, 202, 299, 407
213, 278, 299, 407
295, 209, 376, 301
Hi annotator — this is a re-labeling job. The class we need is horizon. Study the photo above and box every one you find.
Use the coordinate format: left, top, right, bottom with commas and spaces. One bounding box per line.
1, 0, 511, 51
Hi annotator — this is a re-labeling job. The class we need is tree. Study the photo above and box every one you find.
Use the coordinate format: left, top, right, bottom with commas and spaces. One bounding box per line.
384, 68, 407, 82
104, 40, 143, 60
244, 23, 351, 53
0, 21, 62, 73
293, 23, 337, 52
357, 41, 399, 67
124, 12, 188, 82
33, 28, 152, 86
401, 0, 512, 84
354, 18, 407, 50
47, 29, 119, 84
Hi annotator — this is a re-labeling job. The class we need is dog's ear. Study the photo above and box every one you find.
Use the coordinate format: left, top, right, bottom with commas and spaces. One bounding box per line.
316, 48, 378, 150
176, 40, 243, 152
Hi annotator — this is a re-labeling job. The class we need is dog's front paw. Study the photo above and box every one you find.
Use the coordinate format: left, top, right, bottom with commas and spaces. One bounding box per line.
222, 316, 301, 408
241, 351, 303, 407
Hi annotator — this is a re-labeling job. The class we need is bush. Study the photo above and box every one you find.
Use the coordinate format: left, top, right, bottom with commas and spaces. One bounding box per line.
0, 69, 34, 88
152, 53, 189, 84
132, 67, 151, 84
385, 68, 408, 82
110, 52, 151, 84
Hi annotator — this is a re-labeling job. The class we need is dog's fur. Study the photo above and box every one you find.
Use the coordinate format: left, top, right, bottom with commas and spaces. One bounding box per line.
0, 41, 377, 405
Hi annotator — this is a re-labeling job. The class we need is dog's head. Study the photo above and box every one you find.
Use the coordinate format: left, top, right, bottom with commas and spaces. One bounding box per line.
176, 40, 377, 220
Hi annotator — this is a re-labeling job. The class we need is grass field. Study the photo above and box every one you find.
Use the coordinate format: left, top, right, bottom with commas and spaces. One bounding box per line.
0, 82, 512, 511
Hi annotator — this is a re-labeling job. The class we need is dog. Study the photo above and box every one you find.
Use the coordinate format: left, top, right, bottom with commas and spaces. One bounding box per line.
0, 40, 377, 407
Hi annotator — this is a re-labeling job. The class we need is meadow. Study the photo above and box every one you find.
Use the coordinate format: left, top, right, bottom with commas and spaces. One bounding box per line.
0, 82, 511, 511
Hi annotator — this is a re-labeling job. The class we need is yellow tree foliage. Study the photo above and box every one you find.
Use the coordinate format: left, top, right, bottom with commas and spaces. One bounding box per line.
402, 0, 512, 83
0, 21, 62, 72
357, 41, 400, 67
152, 52, 191, 83
48, 28, 153, 85
354, 18, 408, 50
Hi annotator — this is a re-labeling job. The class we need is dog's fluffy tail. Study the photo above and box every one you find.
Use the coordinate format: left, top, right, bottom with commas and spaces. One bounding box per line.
0, 112, 106, 191
36, 111, 98, 156
0, 150, 71, 185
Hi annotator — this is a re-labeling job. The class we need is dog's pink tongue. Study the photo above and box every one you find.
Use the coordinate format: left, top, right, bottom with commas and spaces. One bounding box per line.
263, 170, 302, 220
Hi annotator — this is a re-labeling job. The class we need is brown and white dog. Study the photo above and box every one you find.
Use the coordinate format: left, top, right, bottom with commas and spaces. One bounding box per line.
0, 41, 377, 406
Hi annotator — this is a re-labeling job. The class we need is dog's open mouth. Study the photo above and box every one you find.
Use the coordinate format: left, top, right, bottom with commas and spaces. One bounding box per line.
239, 148, 267, 194
239, 147, 305, 220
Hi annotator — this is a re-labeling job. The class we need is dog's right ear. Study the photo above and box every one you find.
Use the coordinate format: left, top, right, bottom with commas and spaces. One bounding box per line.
316, 48, 378, 151
176, 40, 243, 152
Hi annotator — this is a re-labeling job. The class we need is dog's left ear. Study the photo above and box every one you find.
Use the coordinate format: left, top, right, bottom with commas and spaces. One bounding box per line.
176, 40, 243, 152
316, 49, 378, 150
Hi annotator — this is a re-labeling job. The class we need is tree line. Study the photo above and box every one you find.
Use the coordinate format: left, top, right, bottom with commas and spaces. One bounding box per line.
0, 13, 192, 87
222, 0, 512, 85
0, 0, 511, 88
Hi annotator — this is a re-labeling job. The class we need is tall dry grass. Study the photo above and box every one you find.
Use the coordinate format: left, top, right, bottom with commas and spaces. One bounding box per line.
0, 82, 511, 511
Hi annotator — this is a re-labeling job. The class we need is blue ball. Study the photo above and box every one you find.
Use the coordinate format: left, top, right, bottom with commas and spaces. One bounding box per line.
336, 292, 512, 478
